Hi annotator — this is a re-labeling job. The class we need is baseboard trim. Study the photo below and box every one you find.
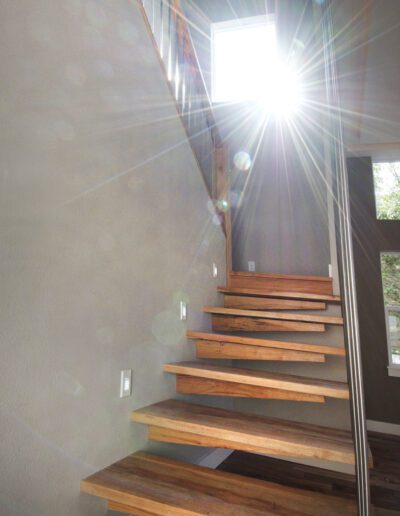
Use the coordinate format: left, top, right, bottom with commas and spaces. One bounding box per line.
367, 419, 400, 436
198, 448, 233, 469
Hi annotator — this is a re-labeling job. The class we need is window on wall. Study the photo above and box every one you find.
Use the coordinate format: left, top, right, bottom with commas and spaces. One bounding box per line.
212, 15, 276, 103
211, 15, 302, 115
381, 252, 400, 375
373, 161, 400, 220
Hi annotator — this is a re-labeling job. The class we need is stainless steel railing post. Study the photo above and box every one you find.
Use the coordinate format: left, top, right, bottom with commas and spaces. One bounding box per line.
320, 2, 371, 514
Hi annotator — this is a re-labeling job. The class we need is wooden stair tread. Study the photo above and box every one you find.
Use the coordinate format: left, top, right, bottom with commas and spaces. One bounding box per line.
187, 331, 345, 356
228, 272, 333, 296
211, 316, 326, 333
195, 341, 326, 362
81, 451, 357, 515
163, 362, 350, 399
187, 331, 346, 356
229, 271, 333, 282
204, 306, 344, 325
223, 295, 327, 311
131, 400, 365, 465
218, 286, 341, 303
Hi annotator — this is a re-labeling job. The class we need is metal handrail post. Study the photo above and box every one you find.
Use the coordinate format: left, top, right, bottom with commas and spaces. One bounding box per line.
320, 2, 371, 514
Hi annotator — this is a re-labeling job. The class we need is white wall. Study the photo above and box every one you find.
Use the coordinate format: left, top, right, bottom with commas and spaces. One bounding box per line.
0, 1, 227, 514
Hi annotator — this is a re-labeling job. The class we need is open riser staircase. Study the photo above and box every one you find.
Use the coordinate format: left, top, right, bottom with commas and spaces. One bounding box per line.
81, 267, 372, 514
128, 271, 371, 469
80, 2, 371, 514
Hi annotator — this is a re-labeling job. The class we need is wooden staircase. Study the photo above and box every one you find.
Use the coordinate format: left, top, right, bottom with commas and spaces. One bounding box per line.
78, 2, 369, 513
81, 270, 370, 514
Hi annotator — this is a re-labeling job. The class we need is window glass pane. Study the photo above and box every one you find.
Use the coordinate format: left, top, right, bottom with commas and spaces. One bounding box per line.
381, 253, 400, 366
381, 253, 400, 305
212, 16, 276, 103
213, 24, 275, 102
387, 309, 400, 364
373, 162, 400, 220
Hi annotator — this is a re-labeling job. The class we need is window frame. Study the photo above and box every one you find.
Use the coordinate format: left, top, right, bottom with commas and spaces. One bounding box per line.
380, 251, 400, 377
211, 14, 276, 104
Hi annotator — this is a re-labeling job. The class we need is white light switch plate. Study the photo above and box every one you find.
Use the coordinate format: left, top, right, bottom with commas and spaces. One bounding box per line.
248, 261, 255, 272
120, 369, 132, 398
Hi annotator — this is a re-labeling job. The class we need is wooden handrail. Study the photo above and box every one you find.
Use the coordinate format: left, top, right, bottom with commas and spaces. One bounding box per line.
170, 0, 221, 145
213, 141, 232, 277
139, 0, 232, 277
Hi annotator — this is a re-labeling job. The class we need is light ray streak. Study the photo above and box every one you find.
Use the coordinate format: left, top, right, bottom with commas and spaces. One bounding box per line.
234, 113, 269, 210
297, 0, 375, 77
164, 0, 210, 40
63, 96, 252, 206
305, 96, 400, 135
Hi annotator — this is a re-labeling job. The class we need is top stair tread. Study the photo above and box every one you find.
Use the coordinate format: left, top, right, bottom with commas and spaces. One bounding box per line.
163, 361, 350, 399
187, 331, 346, 356
204, 306, 344, 325
230, 271, 333, 282
81, 451, 357, 515
132, 400, 360, 465
228, 271, 333, 296
218, 286, 341, 303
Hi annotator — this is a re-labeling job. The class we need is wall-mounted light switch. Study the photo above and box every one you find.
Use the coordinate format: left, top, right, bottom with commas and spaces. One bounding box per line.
120, 369, 132, 398
248, 261, 255, 272
328, 264, 333, 277
180, 301, 187, 321
212, 263, 218, 278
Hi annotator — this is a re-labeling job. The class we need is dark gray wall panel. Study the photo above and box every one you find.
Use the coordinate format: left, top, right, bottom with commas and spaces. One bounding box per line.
348, 156, 400, 424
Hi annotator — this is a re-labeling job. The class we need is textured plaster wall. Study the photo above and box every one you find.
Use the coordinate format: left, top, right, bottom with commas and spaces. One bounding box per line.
0, 1, 226, 515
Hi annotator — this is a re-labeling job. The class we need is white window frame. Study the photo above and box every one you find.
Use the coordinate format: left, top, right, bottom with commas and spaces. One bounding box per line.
211, 14, 276, 104
380, 251, 400, 377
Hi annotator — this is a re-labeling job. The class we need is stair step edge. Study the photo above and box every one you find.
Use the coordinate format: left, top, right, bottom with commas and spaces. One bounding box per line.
186, 331, 346, 356
218, 286, 341, 303
204, 306, 344, 325
163, 362, 350, 399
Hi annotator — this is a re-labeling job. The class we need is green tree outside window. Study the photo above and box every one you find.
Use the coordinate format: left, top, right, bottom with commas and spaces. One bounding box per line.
373, 162, 400, 220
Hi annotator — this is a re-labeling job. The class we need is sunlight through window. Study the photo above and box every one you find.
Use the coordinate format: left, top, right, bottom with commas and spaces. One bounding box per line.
212, 15, 302, 116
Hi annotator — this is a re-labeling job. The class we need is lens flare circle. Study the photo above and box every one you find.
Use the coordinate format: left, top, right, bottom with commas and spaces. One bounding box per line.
233, 151, 252, 172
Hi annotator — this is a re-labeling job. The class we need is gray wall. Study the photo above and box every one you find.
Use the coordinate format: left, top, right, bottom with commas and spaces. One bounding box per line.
229, 118, 331, 276
335, 0, 400, 147
348, 157, 400, 425
0, 1, 227, 515
205, 0, 332, 276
